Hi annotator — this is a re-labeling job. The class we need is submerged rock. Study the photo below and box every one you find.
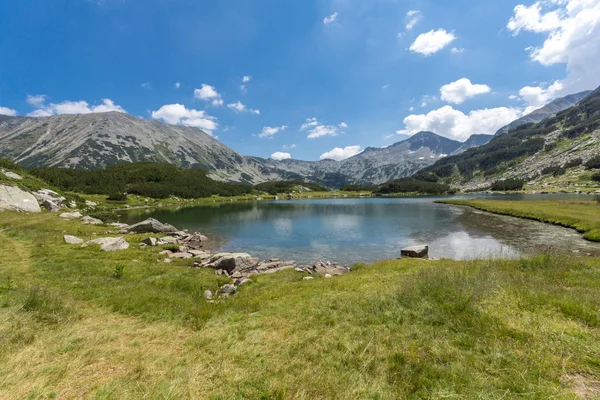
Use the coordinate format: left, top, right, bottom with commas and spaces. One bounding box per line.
401, 245, 429, 258
0, 185, 41, 213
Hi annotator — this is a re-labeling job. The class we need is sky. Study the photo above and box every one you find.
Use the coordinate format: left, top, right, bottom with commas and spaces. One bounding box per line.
0, 0, 599, 161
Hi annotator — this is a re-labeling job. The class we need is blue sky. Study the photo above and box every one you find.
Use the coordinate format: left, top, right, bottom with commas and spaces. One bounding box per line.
1, 0, 598, 161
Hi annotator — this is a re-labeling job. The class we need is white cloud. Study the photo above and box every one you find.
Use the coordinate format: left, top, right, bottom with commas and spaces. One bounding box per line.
300, 117, 342, 139
28, 98, 126, 116
519, 80, 564, 114
243, 76, 252, 83
240, 85, 247, 93
409, 106, 415, 111
339, 122, 348, 128
227, 101, 260, 114
405, 10, 422, 31
141, 82, 151, 89
270, 152, 292, 161
397, 105, 522, 141
258, 125, 288, 139
194, 84, 224, 106
324, 12, 338, 25
410, 29, 456, 56
0, 106, 17, 116
440, 78, 491, 104
151, 103, 217, 134
175, 82, 181, 89
451, 47, 465, 54
320, 145, 362, 161
282, 144, 296, 150
509, 95, 519, 100
508, 0, 600, 95
26, 94, 47, 107
382, 84, 390, 89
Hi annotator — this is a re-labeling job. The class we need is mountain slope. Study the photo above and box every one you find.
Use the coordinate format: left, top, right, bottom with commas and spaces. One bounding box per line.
0, 112, 487, 187
450, 134, 493, 155
495, 90, 592, 135
420, 87, 600, 190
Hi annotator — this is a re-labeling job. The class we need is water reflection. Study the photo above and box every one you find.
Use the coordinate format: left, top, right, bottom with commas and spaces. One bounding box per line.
120, 196, 600, 264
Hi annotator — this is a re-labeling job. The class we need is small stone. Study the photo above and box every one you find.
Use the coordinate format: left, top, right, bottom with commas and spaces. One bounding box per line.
220, 284, 236, 294
43, 199, 61, 212
324, 274, 332, 278
170, 252, 192, 259
203, 290, 213, 300
141, 237, 158, 247
303, 276, 314, 281
139, 243, 147, 249
63, 235, 83, 244
401, 245, 429, 259
164, 258, 172, 263
60, 211, 83, 219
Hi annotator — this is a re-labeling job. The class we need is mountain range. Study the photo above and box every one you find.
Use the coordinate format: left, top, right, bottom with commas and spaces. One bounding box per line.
0, 89, 595, 188
0, 112, 490, 187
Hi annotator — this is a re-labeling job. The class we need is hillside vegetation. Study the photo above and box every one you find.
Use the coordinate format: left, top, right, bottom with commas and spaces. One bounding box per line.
1, 211, 600, 398
420, 86, 600, 191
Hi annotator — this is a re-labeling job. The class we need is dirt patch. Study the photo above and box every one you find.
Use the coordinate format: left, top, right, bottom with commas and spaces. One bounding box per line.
565, 374, 600, 399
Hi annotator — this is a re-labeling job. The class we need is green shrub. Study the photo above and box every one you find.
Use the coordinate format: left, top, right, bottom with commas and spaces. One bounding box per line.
107, 192, 128, 201
339, 184, 375, 192
591, 173, 600, 182
375, 178, 450, 194
491, 179, 524, 191
111, 264, 125, 279
87, 210, 120, 223
565, 158, 583, 168
541, 166, 565, 177
585, 155, 600, 169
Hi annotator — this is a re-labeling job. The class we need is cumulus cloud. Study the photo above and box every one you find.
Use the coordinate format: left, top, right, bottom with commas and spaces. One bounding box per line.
508, 0, 600, 96
301, 117, 342, 139
151, 103, 218, 134
440, 78, 491, 104
141, 82, 151, 89
519, 80, 564, 114
339, 122, 348, 128
320, 145, 362, 161
258, 125, 288, 139
0, 106, 17, 116
243, 76, 252, 83
405, 10, 422, 31
397, 105, 522, 141
194, 84, 224, 106
270, 152, 292, 161
323, 12, 338, 25
27, 98, 126, 117
451, 47, 465, 54
227, 101, 260, 114
175, 82, 181, 89
410, 29, 456, 56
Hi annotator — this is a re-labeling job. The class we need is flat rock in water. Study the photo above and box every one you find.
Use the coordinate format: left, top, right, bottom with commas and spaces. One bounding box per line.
0, 185, 41, 213
401, 245, 429, 258
64, 235, 83, 244
123, 218, 178, 234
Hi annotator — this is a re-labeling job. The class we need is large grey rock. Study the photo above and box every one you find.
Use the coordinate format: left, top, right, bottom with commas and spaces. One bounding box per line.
43, 199, 61, 212
208, 253, 259, 273
141, 237, 158, 246
0, 185, 41, 213
81, 216, 103, 225
401, 245, 429, 258
2, 170, 23, 180
60, 211, 83, 219
157, 236, 178, 245
64, 235, 83, 244
220, 284, 237, 295
33, 189, 66, 209
83, 237, 130, 251
123, 218, 178, 234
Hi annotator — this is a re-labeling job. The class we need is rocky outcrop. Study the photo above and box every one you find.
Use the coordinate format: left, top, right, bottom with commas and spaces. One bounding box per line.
122, 218, 178, 234
401, 245, 429, 258
81, 216, 103, 225
0, 185, 41, 213
60, 211, 83, 219
1, 170, 22, 180
33, 189, 66, 211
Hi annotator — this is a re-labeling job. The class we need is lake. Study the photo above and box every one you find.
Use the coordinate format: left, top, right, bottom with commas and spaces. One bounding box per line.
120, 195, 600, 264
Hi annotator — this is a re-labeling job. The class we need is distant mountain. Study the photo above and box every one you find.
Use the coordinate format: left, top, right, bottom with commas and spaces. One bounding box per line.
450, 134, 493, 155
495, 90, 592, 135
0, 112, 488, 187
419, 85, 600, 191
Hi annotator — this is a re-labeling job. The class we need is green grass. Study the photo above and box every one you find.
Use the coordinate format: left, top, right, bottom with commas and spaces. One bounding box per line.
439, 199, 600, 241
1, 211, 600, 398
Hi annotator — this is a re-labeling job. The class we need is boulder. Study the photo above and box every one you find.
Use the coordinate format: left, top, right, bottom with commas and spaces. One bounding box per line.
83, 237, 130, 251
43, 199, 61, 212
109, 222, 129, 229
33, 189, 65, 209
64, 235, 83, 244
220, 284, 237, 295
203, 290, 213, 300
2, 170, 23, 180
401, 245, 429, 259
60, 211, 83, 219
85, 200, 98, 207
81, 216, 103, 225
0, 185, 41, 213
141, 237, 158, 247
157, 236, 178, 245
170, 252, 193, 259
122, 218, 178, 234
207, 253, 258, 273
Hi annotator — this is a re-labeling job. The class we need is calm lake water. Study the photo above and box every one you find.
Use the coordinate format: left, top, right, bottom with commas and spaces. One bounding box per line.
120, 195, 600, 264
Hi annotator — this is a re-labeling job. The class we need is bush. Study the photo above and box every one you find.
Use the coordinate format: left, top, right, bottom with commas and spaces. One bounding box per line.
491, 179, 524, 191
107, 192, 128, 201
375, 178, 450, 194
541, 166, 565, 177
87, 210, 120, 223
591, 173, 600, 182
585, 155, 600, 169
111, 265, 125, 279
254, 181, 329, 195
565, 158, 583, 168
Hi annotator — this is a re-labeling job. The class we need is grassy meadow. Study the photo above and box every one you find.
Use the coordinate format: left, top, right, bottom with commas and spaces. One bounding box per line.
1, 210, 600, 398
439, 198, 600, 242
